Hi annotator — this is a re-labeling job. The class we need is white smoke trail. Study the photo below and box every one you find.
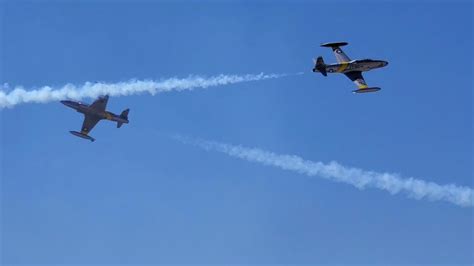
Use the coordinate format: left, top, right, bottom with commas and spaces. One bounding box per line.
175, 136, 474, 208
0, 73, 288, 108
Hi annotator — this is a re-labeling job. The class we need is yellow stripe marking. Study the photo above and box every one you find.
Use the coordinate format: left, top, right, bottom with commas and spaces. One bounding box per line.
337, 62, 349, 72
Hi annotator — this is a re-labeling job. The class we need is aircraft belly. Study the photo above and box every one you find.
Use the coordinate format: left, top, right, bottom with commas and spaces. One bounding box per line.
81, 107, 101, 116
77, 106, 89, 113
346, 64, 367, 72
326, 65, 341, 73
347, 66, 367, 72
327, 63, 368, 73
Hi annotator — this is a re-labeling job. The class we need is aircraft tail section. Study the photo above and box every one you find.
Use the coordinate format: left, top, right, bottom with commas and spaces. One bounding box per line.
117, 108, 130, 128
120, 108, 129, 120
312, 56, 327, 76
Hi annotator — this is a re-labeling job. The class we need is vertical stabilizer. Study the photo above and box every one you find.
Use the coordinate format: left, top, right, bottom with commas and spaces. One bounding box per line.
312, 56, 327, 76
117, 108, 130, 128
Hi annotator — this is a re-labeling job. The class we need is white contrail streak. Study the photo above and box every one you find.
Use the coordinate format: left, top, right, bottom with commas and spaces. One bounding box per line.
175, 136, 474, 208
0, 73, 288, 108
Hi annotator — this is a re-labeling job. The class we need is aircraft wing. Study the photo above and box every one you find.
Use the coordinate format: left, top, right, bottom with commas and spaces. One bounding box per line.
89, 95, 109, 112
344, 71, 369, 89
332, 47, 351, 63
321, 42, 351, 63
81, 114, 101, 134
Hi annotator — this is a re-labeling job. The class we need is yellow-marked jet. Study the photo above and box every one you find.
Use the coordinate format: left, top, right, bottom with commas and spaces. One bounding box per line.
312, 42, 388, 93
61, 95, 129, 142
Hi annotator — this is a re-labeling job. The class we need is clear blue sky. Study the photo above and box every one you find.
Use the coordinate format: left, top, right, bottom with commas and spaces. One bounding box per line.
1, 1, 472, 264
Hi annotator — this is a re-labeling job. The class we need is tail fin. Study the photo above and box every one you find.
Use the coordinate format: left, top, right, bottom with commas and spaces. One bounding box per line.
120, 108, 129, 120
312, 56, 327, 76
117, 108, 129, 128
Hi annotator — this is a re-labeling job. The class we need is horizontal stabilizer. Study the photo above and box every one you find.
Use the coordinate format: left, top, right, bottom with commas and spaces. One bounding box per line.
321, 42, 348, 48
352, 87, 381, 94
70, 131, 95, 142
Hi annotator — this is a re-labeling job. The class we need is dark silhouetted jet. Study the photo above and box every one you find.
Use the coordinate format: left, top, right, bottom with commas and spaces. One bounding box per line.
61, 95, 129, 142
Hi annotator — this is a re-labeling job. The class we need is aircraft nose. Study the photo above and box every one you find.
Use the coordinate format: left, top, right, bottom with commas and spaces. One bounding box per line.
61, 100, 76, 108
383, 61, 389, 66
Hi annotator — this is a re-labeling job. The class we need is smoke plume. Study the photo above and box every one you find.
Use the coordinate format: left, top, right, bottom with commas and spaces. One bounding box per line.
176, 136, 473, 208
0, 73, 287, 108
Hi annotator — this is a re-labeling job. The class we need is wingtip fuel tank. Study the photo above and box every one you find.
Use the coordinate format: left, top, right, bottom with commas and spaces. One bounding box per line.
69, 131, 95, 142
352, 87, 381, 94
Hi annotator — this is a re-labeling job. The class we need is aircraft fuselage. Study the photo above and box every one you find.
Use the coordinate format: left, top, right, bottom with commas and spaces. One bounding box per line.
60, 100, 128, 124
319, 59, 388, 74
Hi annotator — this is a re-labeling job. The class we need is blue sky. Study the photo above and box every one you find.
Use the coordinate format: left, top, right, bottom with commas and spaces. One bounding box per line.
1, 1, 472, 265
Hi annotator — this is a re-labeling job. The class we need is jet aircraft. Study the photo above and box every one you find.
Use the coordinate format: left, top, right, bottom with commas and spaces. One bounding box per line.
61, 95, 129, 142
312, 42, 388, 93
